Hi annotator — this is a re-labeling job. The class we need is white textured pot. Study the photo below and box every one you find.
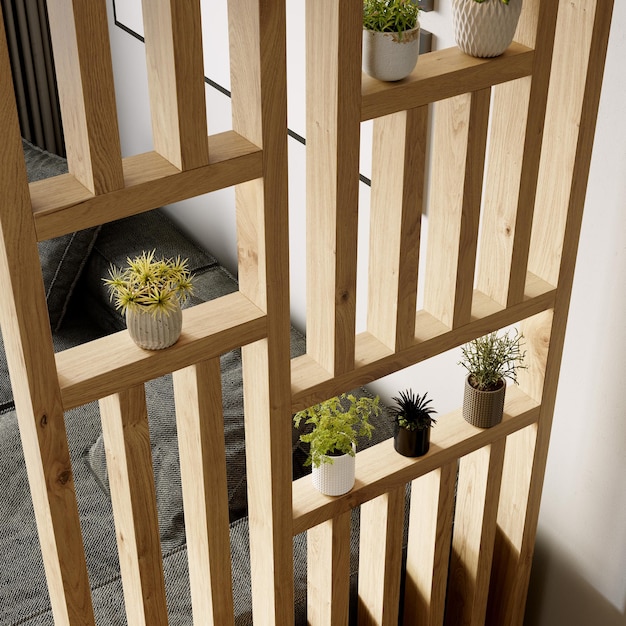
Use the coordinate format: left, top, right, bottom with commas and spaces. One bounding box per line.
362, 25, 420, 82
126, 303, 183, 350
312, 449, 356, 496
452, 0, 522, 58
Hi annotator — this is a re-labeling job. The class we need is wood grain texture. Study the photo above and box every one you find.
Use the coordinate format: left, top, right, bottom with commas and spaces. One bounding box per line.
173, 360, 235, 625
307, 512, 351, 625
0, 19, 95, 624
47, 0, 123, 194
99, 385, 168, 625
367, 108, 427, 351
142, 0, 209, 170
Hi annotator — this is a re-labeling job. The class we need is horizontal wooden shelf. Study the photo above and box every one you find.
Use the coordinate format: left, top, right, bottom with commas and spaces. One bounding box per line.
31, 131, 263, 241
290, 274, 555, 411
56, 292, 267, 410
361, 42, 534, 121
292, 384, 540, 536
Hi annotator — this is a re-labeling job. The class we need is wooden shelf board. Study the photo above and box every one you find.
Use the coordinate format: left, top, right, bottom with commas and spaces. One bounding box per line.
56, 292, 267, 410
292, 385, 539, 536
361, 43, 534, 122
32, 131, 263, 241
290, 279, 555, 411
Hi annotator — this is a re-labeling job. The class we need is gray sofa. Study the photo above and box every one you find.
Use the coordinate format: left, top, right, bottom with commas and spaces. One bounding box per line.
0, 141, 395, 625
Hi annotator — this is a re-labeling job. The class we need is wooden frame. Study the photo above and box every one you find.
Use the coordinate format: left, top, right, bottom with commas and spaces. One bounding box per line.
0, 0, 614, 624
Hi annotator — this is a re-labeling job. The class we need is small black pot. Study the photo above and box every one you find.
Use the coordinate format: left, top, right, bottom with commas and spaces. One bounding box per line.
393, 424, 431, 457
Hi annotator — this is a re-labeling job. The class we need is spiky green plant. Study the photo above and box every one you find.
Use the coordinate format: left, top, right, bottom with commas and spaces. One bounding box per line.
363, 0, 420, 39
293, 394, 380, 468
459, 330, 526, 392
389, 389, 437, 431
103, 250, 194, 316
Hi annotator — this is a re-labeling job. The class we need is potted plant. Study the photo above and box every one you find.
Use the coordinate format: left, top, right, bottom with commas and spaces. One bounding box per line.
459, 329, 526, 428
293, 393, 380, 495
362, 0, 421, 82
103, 250, 194, 350
451, 0, 523, 58
389, 389, 437, 457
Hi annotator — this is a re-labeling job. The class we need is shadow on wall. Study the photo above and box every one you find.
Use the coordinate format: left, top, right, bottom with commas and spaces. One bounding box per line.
525, 536, 626, 626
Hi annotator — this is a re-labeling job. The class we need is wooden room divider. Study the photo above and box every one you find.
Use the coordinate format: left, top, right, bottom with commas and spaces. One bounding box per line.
0, 0, 614, 624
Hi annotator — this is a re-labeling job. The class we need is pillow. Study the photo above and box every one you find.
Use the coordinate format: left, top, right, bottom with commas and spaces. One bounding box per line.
23, 138, 101, 332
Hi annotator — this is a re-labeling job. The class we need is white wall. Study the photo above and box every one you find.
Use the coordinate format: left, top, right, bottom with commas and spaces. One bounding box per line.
106, 1, 626, 623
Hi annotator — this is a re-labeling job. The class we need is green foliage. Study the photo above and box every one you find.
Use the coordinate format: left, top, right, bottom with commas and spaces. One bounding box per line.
293, 394, 380, 468
473, 0, 510, 4
363, 0, 420, 37
389, 389, 437, 431
459, 330, 526, 392
103, 250, 194, 316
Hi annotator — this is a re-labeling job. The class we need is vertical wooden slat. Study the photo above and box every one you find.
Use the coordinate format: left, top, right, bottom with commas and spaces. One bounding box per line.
403, 462, 456, 626
423, 88, 490, 329
368, 107, 427, 351
476, 0, 560, 306
47, 0, 123, 195
99, 385, 168, 625
0, 13, 95, 624
142, 0, 209, 170
445, 439, 506, 626
228, 1, 293, 622
305, 0, 362, 374
358, 486, 406, 626
308, 512, 352, 625
173, 359, 234, 626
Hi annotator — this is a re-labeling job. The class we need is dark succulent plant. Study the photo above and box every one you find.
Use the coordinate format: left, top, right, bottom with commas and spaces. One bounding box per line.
389, 389, 437, 431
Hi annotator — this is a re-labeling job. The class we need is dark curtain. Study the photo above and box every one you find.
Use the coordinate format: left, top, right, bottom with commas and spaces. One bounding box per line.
1, 0, 64, 156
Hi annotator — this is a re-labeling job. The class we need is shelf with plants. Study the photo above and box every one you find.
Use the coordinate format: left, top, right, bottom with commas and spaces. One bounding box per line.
31, 131, 262, 241
292, 383, 540, 535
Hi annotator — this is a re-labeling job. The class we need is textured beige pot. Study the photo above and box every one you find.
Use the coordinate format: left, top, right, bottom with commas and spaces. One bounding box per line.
462, 376, 506, 428
362, 25, 420, 82
452, 0, 522, 58
126, 303, 183, 350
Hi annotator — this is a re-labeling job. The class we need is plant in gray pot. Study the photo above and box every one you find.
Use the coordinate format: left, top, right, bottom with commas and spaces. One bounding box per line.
293, 393, 379, 496
362, 0, 421, 82
389, 389, 437, 457
459, 330, 526, 428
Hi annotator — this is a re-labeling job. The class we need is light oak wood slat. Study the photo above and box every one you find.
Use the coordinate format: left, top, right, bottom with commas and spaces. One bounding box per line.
367, 107, 427, 351
444, 438, 506, 626
142, 0, 209, 170
228, 0, 294, 623
476, 0, 560, 306
423, 89, 490, 330
358, 486, 406, 626
403, 462, 456, 626
0, 21, 95, 625
361, 43, 534, 122
305, 0, 362, 375
291, 280, 556, 414
32, 131, 262, 241
307, 512, 352, 626
57, 292, 267, 410
173, 359, 234, 626
293, 386, 538, 536
99, 385, 168, 625
46, 0, 123, 195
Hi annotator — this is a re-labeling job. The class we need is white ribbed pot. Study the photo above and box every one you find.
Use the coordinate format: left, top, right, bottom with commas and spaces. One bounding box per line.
125, 303, 183, 350
452, 0, 522, 58
312, 448, 356, 496
462, 376, 506, 428
362, 25, 420, 82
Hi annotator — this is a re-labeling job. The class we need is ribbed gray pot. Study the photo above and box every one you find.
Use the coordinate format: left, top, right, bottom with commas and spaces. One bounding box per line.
462, 376, 506, 428
126, 303, 183, 350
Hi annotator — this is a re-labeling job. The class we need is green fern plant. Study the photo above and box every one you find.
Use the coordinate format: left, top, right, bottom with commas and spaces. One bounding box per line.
363, 0, 420, 38
293, 394, 380, 468
389, 389, 437, 431
103, 250, 194, 316
459, 330, 526, 392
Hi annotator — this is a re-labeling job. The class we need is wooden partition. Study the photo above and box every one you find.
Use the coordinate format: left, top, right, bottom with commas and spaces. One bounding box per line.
0, 0, 614, 624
